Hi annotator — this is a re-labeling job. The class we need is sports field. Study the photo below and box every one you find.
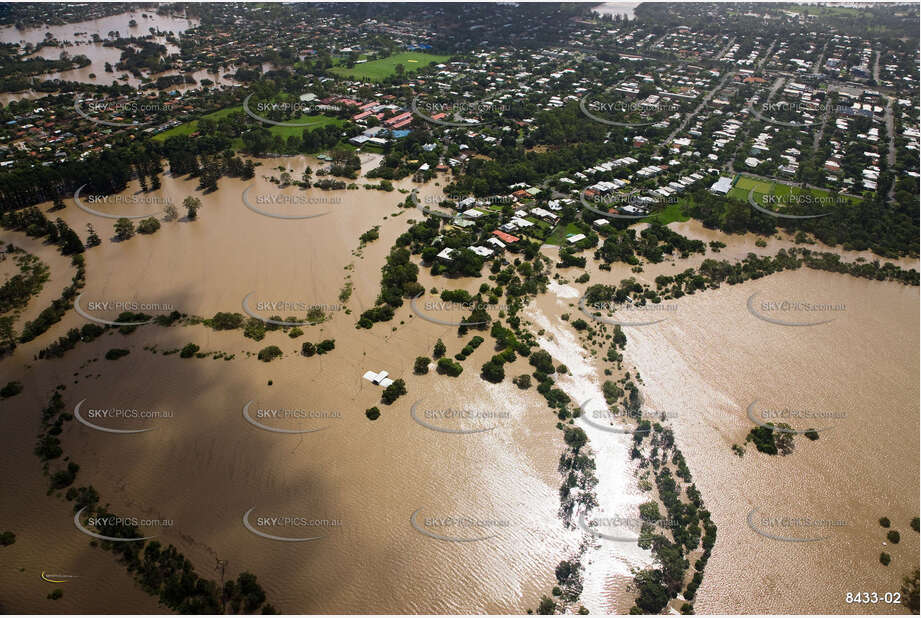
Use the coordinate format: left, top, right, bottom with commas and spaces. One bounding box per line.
330, 51, 450, 81
152, 106, 243, 141
153, 106, 344, 146
728, 174, 859, 208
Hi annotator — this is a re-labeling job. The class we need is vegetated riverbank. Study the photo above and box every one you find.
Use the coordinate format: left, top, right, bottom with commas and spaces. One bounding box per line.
537, 217, 919, 613
0, 165, 579, 613
523, 271, 716, 615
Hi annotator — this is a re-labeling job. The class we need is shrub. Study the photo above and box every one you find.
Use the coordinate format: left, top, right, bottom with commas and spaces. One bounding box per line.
881, 552, 891, 566
257, 346, 283, 362
137, 217, 161, 234
513, 375, 531, 389
113, 218, 135, 240
441, 289, 473, 303
480, 360, 505, 383
180, 343, 200, 358
0, 381, 23, 398
288, 327, 303, 339
887, 530, 901, 544
243, 318, 266, 341
209, 312, 244, 330
529, 350, 555, 373
912, 517, 919, 532
381, 379, 406, 404
365, 407, 381, 421
880, 517, 891, 528
414, 356, 430, 374
436, 357, 463, 377
105, 348, 130, 360
433, 339, 446, 358
0, 530, 15, 546
301, 342, 316, 357
316, 339, 335, 354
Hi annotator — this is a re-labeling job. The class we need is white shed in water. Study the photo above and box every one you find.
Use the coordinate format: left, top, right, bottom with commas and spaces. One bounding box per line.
362, 370, 394, 387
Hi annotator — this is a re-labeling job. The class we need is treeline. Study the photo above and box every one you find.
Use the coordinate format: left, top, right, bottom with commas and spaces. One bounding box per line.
594, 222, 706, 266
34, 388, 278, 613
358, 218, 442, 328
0, 146, 153, 213
445, 109, 631, 196
0, 245, 48, 314
630, 422, 717, 614
0, 207, 87, 353
684, 187, 919, 259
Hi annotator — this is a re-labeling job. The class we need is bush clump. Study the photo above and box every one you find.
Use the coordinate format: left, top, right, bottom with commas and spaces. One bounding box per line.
436, 357, 463, 377
257, 346, 283, 362
381, 379, 406, 405
0, 381, 23, 398
105, 348, 130, 360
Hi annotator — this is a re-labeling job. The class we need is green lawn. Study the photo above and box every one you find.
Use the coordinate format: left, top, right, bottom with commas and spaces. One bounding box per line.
152, 106, 243, 141
153, 105, 343, 147
330, 52, 450, 81
644, 202, 690, 225
266, 114, 343, 140
545, 222, 582, 246
728, 174, 861, 209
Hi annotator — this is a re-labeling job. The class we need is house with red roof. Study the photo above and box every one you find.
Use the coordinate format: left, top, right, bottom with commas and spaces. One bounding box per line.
492, 230, 520, 244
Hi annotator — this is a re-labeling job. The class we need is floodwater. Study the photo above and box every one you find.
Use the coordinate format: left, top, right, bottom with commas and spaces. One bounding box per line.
0, 153, 918, 613
0, 11, 205, 103
623, 267, 919, 614
0, 158, 582, 613
591, 2, 641, 19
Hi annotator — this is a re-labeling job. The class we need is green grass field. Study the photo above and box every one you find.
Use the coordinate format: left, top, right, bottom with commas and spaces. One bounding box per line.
644, 202, 690, 225
152, 106, 243, 141
153, 105, 344, 148
544, 222, 582, 246
266, 114, 343, 139
728, 174, 860, 213
330, 52, 450, 81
